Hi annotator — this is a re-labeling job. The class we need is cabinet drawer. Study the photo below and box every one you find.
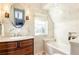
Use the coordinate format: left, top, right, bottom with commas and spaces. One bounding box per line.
0, 42, 17, 50
20, 39, 33, 47
7, 42, 17, 49
8, 46, 33, 55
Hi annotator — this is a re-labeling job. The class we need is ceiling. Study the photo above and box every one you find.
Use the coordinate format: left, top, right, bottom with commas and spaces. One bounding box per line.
13, 3, 47, 9
27, 3, 47, 8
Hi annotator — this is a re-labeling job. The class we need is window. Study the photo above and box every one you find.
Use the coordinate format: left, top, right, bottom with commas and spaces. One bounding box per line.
35, 16, 48, 35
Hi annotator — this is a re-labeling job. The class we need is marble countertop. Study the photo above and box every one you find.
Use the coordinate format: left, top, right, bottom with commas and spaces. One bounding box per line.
0, 36, 34, 42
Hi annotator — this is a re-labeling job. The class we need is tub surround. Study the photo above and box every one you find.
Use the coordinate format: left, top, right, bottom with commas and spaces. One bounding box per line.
0, 36, 34, 55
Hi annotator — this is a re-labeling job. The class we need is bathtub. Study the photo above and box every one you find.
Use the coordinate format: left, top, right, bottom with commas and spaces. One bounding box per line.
45, 41, 69, 55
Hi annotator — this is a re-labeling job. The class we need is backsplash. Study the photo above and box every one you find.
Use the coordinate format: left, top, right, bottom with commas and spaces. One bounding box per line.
3, 18, 28, 37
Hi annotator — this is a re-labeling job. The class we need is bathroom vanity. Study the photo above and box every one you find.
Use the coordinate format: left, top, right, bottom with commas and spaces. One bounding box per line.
0, 36, 34, 55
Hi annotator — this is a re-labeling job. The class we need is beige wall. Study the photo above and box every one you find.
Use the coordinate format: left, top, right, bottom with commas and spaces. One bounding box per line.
0, 3, 54, 54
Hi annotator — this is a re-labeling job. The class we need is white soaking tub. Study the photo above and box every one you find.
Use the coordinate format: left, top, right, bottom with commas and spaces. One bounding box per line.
46, 41, 68, 55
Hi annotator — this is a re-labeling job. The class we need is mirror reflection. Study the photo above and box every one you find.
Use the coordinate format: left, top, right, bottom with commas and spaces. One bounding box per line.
12, 8, 25, 28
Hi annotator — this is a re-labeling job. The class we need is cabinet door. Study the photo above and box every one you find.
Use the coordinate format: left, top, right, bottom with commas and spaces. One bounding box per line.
21, 46, 33, 55
0, 42, 17, 54
0, 43, 7, 50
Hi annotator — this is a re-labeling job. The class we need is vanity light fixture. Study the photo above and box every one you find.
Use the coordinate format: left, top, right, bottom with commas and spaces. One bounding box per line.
26, 16, 29, 20
5, 12, 9, 18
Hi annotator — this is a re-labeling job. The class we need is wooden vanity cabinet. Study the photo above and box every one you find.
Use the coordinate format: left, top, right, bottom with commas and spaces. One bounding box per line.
0, 38, 34, 55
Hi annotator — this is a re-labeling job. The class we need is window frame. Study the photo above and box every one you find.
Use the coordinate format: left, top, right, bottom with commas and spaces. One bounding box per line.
34, 15, 48, 36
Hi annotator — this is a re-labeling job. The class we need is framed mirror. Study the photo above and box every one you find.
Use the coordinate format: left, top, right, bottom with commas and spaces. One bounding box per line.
12, 8, 25, 28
